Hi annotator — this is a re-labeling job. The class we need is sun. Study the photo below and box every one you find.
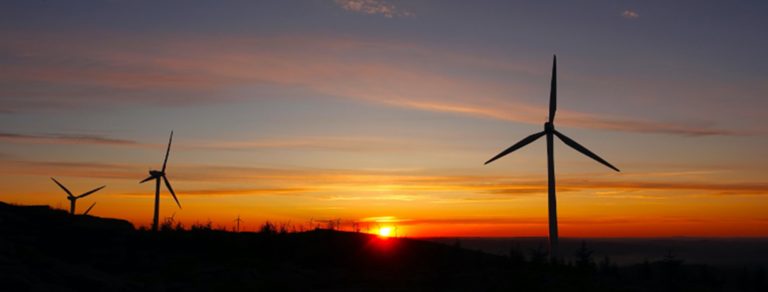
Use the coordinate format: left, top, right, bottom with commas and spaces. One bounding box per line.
378, 226, 393, 237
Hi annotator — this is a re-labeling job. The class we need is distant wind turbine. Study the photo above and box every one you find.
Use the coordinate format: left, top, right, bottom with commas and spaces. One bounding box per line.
140, 131, 181, 232
484, 55, 620, 258
234, 215, 243, 232
50, 177, 104, 215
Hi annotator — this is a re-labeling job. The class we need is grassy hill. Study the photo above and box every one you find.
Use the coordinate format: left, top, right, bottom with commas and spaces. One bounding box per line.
0, 202, 764, 291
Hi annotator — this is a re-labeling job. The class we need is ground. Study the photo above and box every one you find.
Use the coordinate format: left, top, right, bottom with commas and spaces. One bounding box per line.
0, 202, 764, 291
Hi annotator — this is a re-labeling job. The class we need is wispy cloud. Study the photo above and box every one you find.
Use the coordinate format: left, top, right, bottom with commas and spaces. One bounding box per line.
570, 180, 768, 196
195, 136, 424, 152
334, 0, 413, 18
391, 100, 745, 136
0, 132, 138, 146
354, 216, 722, 227
0, 131, 439, 153
359, 216, 407, 223
119, 187, 311, 197
561, 114, 747, 136
322, 194, 421, 201
2, 159, 766, 197
0, 34, 742, 136
622, 10, 640, 19
0, 160, 141, 180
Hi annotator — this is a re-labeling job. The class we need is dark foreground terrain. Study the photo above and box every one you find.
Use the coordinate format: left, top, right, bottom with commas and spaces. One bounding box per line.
427, 237, 768, 266
0, 202, 765, 291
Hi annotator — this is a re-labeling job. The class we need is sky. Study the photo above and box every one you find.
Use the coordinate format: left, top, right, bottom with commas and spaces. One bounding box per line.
1, 0, 767, 237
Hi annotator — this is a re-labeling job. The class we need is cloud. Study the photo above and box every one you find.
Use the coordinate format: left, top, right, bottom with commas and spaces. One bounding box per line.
391, 100, 744, 136
3, 158, 767, 198
0, 130, 439, 153
359, 216, 408, 223
195, 136, 423, 152
334, 0, 413, 18
119, 187, 311, 197
569, 180, 768, 196
0, 160, 141, 180
0, 132, 138, 146
322, 194, 421, 201
622, 10, 640, 19
356, 216, 720, 227
561, 114, 746, 136
0, 34, 743, 136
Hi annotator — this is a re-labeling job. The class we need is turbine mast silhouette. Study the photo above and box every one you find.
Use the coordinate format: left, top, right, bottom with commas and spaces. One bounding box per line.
234, 215, 243, 232
484, 55, 620, 258
140, 131, 181, 232
50, 177, 105, 215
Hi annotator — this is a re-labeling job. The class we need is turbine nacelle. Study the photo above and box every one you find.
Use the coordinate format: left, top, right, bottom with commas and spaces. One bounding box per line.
140, 169, 166, 184
50, 177, 104, 215
544, 122, 555, 133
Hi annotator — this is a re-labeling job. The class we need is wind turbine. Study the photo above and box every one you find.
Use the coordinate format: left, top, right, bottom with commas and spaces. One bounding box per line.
140, 131, 181, 232
50, 177, 105, 215
234, 215, 243, 232
484, 55, 620, 258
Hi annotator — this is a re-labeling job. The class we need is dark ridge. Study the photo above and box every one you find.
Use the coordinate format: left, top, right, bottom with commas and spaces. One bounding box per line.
0, 201, 765, 291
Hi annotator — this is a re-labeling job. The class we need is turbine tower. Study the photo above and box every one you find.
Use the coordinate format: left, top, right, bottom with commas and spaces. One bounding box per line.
140, 131, 181, 232
51, 177, 104, 215
484, 55, 620, 258
234, 215, 243, 232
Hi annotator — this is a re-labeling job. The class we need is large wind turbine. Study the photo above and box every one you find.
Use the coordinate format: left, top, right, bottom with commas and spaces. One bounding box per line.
51, 177, 104, 215
484, 55, 620, 258
140, 131, 181, 232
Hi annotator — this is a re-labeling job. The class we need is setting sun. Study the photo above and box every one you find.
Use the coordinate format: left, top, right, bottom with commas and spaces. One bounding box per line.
378, 227, 393, 237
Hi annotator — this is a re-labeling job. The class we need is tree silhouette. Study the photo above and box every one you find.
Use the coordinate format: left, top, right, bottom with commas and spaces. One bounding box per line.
529, 244, 548, 265
575, 241, 595, 270
508, 243, 525, 265
661, 249, 684, 291
260, 221, 277, 235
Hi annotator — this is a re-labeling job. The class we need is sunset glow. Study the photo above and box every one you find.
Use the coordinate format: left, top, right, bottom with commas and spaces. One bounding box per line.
1, 1, 767, 238
378, 227, 393, 237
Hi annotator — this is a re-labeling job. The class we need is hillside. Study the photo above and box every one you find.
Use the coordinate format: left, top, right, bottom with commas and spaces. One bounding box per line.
0, 202, 764, 291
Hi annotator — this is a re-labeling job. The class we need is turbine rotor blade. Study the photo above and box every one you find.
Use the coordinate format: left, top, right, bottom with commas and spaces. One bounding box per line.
139, 176, 154, 184
553, 130, 620, 172
484, 131, 545, 165
83, 202, 96, 215
162, 131, 173, 172
162, 175, 181, 209
78, 185, 105, 198
51, 177, 74, 197
549, 55, 557, 123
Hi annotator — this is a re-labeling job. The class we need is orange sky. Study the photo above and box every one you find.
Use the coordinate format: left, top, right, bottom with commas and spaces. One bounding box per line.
1, 1, 768, 237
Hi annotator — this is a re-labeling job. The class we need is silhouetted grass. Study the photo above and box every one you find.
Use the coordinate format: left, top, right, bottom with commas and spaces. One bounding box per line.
0, 201, 765, 291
